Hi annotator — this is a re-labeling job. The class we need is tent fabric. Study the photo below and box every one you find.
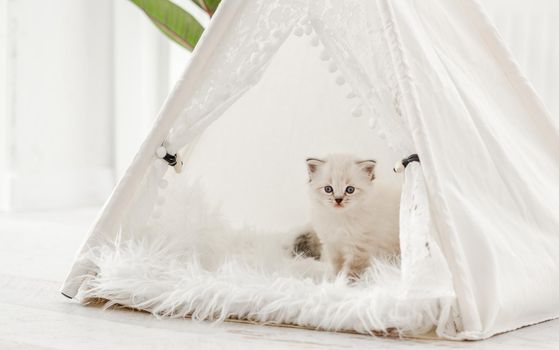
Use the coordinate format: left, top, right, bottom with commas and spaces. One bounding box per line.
391, 0, 559, 338
61, 0, 559, 340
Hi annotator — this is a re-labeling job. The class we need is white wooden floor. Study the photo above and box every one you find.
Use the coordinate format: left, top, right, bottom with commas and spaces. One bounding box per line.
1, 209, 559, 349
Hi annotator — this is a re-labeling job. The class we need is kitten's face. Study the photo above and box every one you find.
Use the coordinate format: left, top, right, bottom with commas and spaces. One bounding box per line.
306, 154, 376, 211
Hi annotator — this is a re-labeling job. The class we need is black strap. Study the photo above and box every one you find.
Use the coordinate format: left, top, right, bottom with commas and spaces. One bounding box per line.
163, 153, 178, 167
402, 154, 420, 168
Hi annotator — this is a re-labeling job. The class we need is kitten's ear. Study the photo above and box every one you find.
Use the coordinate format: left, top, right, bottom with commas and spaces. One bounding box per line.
357, 160, 377, 181
306, 158, 325, 181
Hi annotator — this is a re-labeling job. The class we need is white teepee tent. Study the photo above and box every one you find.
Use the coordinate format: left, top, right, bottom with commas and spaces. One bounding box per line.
61, 0, 559, 340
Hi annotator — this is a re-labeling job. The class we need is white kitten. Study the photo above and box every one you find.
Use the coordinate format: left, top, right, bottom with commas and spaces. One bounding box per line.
306, 154, 400, 277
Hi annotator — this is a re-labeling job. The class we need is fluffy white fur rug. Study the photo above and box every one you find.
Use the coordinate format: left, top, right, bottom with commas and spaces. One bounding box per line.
77, 231, 442, 336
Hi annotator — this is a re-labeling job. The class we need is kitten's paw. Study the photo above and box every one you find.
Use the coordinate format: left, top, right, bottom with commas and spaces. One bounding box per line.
291, 231, 322, 260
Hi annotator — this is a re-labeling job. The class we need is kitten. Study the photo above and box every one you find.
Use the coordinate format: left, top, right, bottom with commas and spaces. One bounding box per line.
303, 154, 400, 277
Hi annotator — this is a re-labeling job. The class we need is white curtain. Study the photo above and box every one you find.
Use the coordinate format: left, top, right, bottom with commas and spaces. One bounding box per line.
0, 0, 556, 211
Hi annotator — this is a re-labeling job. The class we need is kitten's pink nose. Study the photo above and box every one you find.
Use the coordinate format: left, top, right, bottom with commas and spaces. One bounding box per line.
335, 197, 343, 204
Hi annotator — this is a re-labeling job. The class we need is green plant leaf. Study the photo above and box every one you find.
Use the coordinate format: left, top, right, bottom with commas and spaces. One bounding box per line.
130, 0, 205, 50
190, 0, 221, 17
190, 0, 208, 14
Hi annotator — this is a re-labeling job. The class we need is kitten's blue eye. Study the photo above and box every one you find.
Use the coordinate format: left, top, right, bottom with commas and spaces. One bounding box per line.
345, 186, 355, 194
324, 186, 333, 194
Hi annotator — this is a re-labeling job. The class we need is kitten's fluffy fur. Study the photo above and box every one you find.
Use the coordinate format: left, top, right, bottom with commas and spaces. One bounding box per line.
305, 154, 400, 277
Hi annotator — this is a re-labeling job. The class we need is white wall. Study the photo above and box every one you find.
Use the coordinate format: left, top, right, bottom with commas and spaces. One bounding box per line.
1, 0, 115, 210
0, 0, 10, 209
